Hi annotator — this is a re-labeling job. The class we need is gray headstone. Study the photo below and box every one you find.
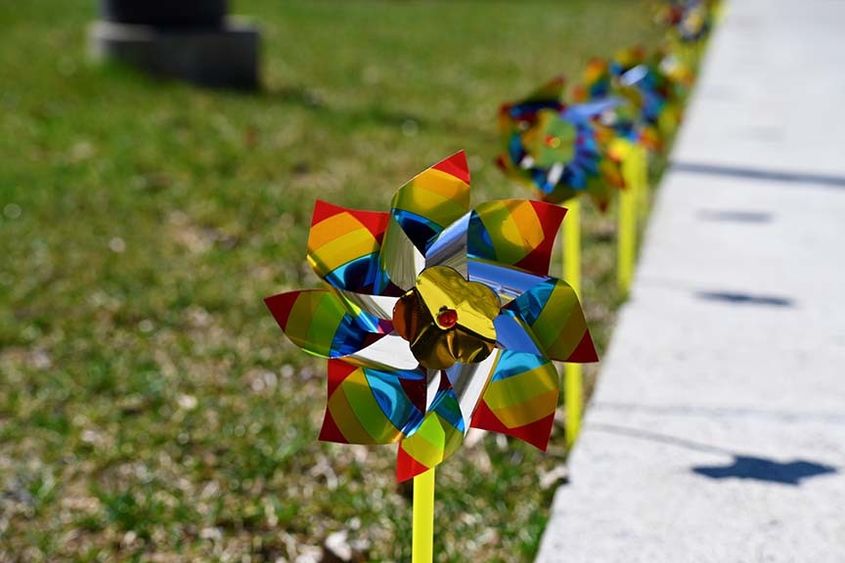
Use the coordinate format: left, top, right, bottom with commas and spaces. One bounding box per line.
89, 1, 260, 90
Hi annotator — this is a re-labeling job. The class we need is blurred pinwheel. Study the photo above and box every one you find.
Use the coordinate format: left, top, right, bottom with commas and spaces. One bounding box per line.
658, 0, 719, 81
659, 0, 715, 44
574, 47, 688, 153
613, 46, 689, 146
265, 151, 598, 481
573, 58, 642, 145
497, 77, 624, 211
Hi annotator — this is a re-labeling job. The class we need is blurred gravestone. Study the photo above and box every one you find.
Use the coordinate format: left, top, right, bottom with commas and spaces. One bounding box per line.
89, 0, 260, 89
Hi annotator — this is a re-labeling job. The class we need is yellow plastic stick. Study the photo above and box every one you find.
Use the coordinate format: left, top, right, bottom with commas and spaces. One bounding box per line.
635, 145, 650, 225
564, 198, 582, 297
563, 198, 583, 448
564, 364, 583, 449
617, 151, 640, 295
412, 468, 435, 563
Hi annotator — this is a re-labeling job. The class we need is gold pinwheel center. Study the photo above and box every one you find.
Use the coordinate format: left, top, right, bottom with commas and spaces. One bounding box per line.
392, 266, 500, 370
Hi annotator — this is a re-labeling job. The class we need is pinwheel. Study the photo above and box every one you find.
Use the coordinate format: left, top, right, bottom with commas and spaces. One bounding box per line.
660, 0, 714, 44
571, 50, 673, 294
574, 58, 645, 149
574, 48, 686, 153
658, 0, 720, 80
496, 79, 623, 449
265, 151, 598, 483
496, 76, 624, 212
656, 43, 696, 94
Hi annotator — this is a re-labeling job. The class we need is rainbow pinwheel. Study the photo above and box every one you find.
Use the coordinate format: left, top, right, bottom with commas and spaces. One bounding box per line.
574, 47, 687, 153
657, 0, 720, 85
660, 0, 715, 44
497, 77, 624, 211
265, 152, 597, 482
615, 46, 689, 145
574, 58, 642, 146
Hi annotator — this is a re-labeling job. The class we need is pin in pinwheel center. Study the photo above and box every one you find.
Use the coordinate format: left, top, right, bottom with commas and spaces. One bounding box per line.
436, 307, 458, 329
392, 266, 500, 370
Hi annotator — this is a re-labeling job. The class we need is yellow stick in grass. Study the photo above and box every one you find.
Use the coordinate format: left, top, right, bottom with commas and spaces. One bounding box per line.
563, 198, 583, 448
617, 142, 642, 296
634, 145, 650, 225
564, 198, 583, 297
412, 468, 435, 563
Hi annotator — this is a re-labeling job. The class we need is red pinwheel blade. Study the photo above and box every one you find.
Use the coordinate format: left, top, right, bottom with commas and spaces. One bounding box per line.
307, 200, 401, 296
380, 151, 472, 290
319, 359, 425, 445
264, 289, 386, 359
503, 278, 599, 364
469, 351, 558, 451
395, 374, 465, 482
468, 199, 566, 276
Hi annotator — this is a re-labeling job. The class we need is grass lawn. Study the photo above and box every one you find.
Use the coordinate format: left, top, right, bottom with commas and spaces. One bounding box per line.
0, 1, 662, 560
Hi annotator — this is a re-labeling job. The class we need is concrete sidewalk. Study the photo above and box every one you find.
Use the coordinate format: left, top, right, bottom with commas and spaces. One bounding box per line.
536, 1, 845, 561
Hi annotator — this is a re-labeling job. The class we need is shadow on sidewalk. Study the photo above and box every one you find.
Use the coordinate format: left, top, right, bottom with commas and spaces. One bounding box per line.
589, 423, 839, 486
692, 456, 837, 486
671, 161, 845, 189
695, 290, 794, 307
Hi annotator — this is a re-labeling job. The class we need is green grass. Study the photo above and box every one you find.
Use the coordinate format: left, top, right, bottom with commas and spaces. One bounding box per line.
0, 1, 662, 560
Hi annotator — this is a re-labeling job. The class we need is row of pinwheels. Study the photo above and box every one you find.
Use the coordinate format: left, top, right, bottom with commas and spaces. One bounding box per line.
490, 0, 721, 470
497, 0, 720, 214
265, 0, 720, 486
263, 2, 719, 559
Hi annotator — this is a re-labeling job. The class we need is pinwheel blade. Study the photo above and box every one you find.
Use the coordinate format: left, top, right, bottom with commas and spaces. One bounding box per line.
524, 75, 566, 104
396, 377, 465, 482
319, 359, 425, 445
577, 58, 612, 101
424, 212, 470, 276
307, 200, 399, 296
395, 351, 502, 481
499, 75, 566, 124
381, 151, 472, 290
264, 289, 386, 359
492, 311, 544, 356
347, 333, 422, 372
442, 351, 501, 430
468, 199, 566, 276
390, 151, 472, 246
470, 351, 559, 451
332, 290, 397, 333
504, 278, 598, 363
468, 258, 549, 304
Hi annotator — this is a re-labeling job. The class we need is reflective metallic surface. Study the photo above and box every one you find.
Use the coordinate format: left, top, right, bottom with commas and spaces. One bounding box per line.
337, 289, 397, 323
380, 217, 426, 291
415, 266, 499, 340
424, 213, 470, 276
393, 266, 498, 370
348, 334, 420, 371
468, 259, 547, 302
265, 150, 598, 482
443, 350, 501, 430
